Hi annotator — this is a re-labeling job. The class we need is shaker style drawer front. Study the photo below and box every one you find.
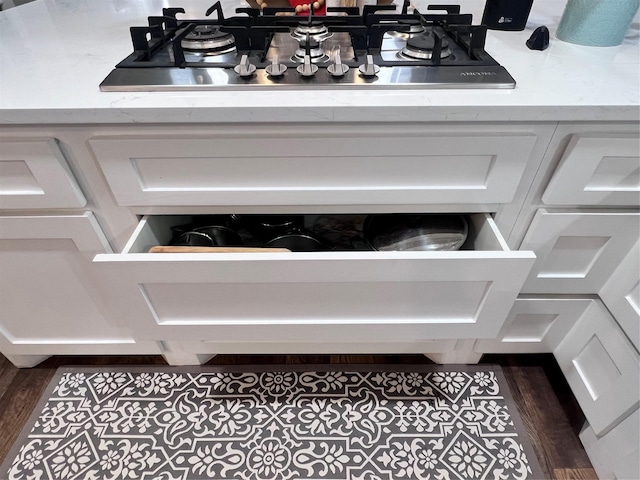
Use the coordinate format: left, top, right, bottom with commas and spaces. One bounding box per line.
600, 242, 640, 351
555, 301, 640, 436
542, 134, 640, 206
88, 131, 537, 207
0, 214, 157, 356
475, 297, 593, 354
93, 214, 535, 345
579, 409, 640, 480
520, 210, 640, 294
0, 138, 86, 209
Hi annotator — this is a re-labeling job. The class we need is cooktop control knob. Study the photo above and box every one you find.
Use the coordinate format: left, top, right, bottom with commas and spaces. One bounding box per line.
297, 55, 319, 77
265, 56, 287, 77
327, 50, 349, 77
234, 55, 257, 77
358, 55, 380, 77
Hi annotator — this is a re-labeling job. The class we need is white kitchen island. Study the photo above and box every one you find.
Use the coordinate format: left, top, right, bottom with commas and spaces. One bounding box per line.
1, 1, 639, 477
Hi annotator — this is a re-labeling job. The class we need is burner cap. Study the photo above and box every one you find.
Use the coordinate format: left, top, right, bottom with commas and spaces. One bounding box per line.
388, 20, 426, 39
293, 45, 328, 63
181, 25, 236, 54
400, 32, 452, 60
292, 22, 332, 42
406, 34, 449, 51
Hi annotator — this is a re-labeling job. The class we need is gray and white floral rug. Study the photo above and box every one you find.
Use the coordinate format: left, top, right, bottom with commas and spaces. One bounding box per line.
2, 365, 544, 480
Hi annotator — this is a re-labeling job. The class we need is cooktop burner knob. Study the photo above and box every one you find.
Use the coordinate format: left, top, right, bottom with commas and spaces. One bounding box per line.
327, 51, 349, 77
234, 55, 257, 77
358, 55, 381, 77
296, 55, 319, 77
265, 56, 287, 77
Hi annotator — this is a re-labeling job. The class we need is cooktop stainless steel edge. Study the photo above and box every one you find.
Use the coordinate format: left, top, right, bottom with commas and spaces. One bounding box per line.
100, 65, 516, 91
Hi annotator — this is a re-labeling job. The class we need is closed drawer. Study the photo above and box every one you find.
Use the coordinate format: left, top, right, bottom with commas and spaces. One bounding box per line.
520, 209, 640, 294
555, 301, 639, 436
0, 138, 86, 209
0, 213, 157, 356
579, 409, 639, 480
93, 213, 535, 348
542, 133, 640, 207
475, 297, 593, 354
88, 128, 538, 208
600, 241, 640, 351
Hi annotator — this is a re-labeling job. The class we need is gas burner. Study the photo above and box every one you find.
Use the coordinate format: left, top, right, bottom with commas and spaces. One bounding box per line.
399, 32, 452, 60
292, 37, 329, 63
181, 25, 236, 54
291, 22, 333, 42
387, 21, 426, 40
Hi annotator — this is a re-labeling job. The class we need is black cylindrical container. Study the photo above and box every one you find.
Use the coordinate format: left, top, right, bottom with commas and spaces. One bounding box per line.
481, 0, 534, 31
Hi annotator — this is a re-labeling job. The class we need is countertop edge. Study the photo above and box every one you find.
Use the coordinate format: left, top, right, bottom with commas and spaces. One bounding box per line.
2, 105, 639, 125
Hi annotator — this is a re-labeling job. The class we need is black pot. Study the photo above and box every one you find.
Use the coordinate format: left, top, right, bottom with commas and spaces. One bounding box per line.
170, 215, 241, 242
170, 225, 243, 247
263, 231, 327, 252
238, 215, 304, 242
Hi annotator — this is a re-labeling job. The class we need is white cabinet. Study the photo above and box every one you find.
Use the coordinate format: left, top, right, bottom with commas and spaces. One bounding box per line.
600, 242, 640, 351
0, 138, 86, 209
87, 125, 539, 209
0, 134, 160, 366
555, 301, 639, 436
520, 210, 640, 294
579, 409, 640, 480
93, 214, 535, 352
0, 214, 159, 366
542, 134, 640, 207
502, 124, 640, 477
475, 297, 593, 354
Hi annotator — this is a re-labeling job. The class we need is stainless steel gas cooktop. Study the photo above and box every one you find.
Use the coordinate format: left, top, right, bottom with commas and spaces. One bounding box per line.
100, 1, 516, 91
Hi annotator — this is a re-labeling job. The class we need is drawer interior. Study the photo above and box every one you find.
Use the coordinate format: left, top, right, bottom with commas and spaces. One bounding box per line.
123, 213, 510, 255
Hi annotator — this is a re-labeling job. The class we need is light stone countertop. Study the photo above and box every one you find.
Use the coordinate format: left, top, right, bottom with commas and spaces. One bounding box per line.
0, 0, 638, 124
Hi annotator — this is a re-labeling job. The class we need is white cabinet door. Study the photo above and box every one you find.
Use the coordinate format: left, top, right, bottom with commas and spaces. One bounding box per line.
542, 134, 640, 206
0, 214, 158, 358
475, 297, 593, 354
88, 128, 538, 208
521, 210, 640, 294
555, 301, 639, 436
600, 241, 640, 351
93, 214, 535, 348
0, 138, 86, 209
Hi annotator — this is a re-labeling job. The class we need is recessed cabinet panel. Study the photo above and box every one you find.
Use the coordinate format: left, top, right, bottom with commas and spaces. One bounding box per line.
520, 210, 640, 294
0, 214, 157, 356
0, 139, 86, 209
542, 134, 640, 206
88, 132, 537, 207
93, 214, 535, 346
600, 242, 640, 351
555, 301, 640, 436
475, 297, 593, 354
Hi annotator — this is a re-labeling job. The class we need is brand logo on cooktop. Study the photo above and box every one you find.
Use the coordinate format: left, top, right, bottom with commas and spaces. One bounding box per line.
460, 71, 498, 76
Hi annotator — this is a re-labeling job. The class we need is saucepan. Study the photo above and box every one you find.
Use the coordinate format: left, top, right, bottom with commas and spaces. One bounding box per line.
363, 214, 468, 251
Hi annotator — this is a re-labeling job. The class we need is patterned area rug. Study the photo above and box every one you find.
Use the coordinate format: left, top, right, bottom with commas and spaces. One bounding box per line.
2, 365, 543, 480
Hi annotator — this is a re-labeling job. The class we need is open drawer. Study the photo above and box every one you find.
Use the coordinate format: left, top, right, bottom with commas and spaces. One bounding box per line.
93, 213, 535, 348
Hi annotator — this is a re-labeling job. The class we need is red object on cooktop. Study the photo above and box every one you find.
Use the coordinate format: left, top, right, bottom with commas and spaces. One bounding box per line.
288, 0, 327, 15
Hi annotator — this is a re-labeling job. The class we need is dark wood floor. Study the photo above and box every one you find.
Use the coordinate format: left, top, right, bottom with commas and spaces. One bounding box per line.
0, 353, 597, 479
